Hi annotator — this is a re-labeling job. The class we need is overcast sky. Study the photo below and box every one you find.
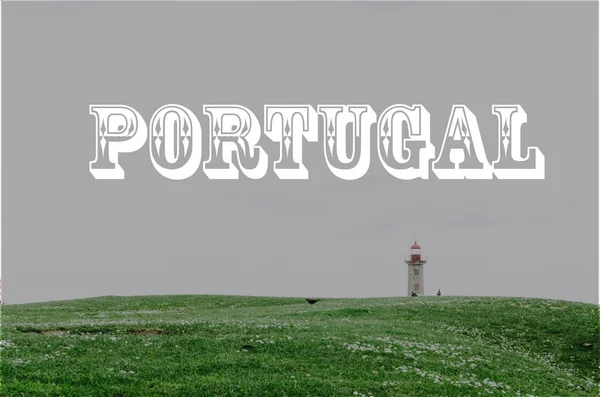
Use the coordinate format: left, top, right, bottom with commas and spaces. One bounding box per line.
3, 1, 598, 304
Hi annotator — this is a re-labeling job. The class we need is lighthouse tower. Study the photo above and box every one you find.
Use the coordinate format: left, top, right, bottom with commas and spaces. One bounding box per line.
405, 241, 427, 296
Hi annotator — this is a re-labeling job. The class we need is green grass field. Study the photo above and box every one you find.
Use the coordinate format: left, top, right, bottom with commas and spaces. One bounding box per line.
1, 295, 598, 396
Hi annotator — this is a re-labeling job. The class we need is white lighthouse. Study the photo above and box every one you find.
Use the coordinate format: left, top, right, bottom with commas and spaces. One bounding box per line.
405, 241, 427, 296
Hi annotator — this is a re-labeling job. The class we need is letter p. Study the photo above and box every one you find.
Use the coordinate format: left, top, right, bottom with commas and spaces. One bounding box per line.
89, 105, 148, 179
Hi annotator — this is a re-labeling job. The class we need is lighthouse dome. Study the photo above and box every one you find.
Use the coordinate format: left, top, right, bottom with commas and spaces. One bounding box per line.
411, 241, 421, 249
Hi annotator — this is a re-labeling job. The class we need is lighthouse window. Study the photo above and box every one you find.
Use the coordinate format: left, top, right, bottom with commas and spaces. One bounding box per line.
414, 284, 420, 292
413, 268, 419, 276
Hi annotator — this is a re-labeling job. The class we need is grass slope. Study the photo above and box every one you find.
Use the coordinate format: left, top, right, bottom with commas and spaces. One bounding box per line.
1, 296, 598, 396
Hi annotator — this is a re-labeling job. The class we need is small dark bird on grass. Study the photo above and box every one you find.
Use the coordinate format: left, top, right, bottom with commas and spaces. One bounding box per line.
306, 298, 320, 305
437, 289, 441, 296
411, 292, 417, 297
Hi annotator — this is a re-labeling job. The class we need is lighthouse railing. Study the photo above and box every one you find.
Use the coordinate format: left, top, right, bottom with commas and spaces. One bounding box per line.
404, 254, 427, 262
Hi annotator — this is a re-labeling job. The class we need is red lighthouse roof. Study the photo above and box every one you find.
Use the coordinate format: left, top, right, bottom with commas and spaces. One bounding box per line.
411, 241, 421, 249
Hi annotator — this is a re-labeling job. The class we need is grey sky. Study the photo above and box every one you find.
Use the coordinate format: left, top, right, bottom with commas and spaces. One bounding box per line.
3, 1, 598, 304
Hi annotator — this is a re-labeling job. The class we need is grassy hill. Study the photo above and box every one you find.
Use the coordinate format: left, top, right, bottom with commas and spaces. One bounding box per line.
1, 295, 598, 396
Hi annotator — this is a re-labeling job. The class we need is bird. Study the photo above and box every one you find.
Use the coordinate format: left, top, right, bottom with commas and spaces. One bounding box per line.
411, 292, 417, 297
306, 298, 320, 305
437, 289, 441, 296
